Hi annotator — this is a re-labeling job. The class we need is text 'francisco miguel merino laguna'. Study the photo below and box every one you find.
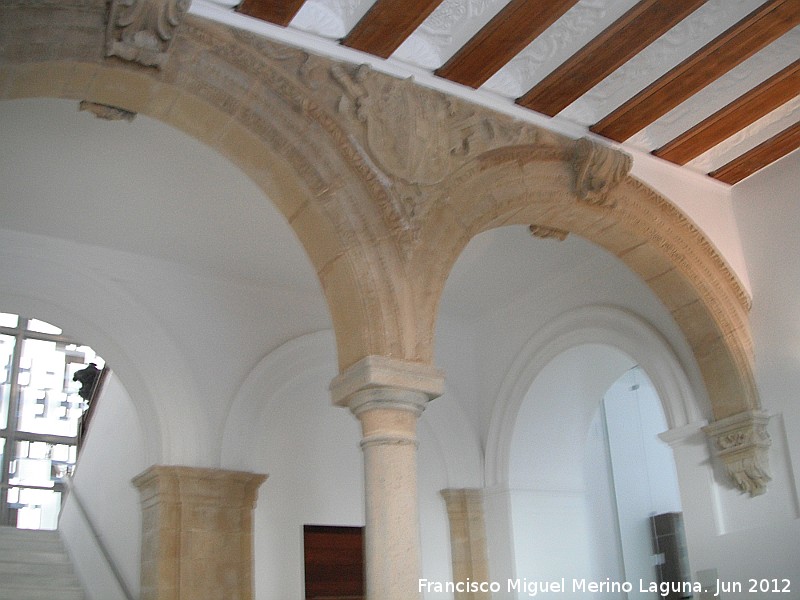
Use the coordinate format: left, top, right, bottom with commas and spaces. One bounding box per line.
417, 577, 771, 597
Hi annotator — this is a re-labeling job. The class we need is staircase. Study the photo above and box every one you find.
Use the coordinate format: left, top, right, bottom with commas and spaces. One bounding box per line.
0, 526, 86, 600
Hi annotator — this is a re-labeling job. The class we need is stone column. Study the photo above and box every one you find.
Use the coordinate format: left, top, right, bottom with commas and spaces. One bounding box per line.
330, 356, 445, 600
441, 489, 491, 599
132, 465, 267, 600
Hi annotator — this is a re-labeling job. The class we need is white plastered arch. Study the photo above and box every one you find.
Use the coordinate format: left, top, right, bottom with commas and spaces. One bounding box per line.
221, 329, 483, 487
485, 304, 705, 488
0, 230, 208, 466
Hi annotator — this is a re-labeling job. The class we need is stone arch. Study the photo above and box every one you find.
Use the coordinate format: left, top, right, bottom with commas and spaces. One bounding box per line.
1, 1, 759, 427
417, 144, 757, 422
0, 2, 416, 372
485, 305, 703, 488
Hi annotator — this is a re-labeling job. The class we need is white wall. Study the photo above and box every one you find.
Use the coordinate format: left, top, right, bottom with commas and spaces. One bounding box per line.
661, 150, 800, 598
598, 368, 682, 599
506, 345, 633, 599
221, 330, 483, 599
60, 373, 147, 600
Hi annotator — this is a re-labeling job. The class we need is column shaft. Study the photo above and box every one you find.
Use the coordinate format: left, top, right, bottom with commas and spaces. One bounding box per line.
353, 388, 427, 600
329, 355, 445, 600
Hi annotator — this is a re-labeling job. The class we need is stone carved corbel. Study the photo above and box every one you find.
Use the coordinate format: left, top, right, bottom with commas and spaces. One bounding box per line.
106, 0, 191, 68
703, 410, 772, 496
572, 137, 632, 206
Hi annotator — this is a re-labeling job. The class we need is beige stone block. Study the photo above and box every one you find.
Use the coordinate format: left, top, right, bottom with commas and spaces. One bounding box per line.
163, 91, 231, 146
290, 200, 347, 272
59, 63, 99, 100
216, 122, 308, 220
647, 267, 697, 312
618, 240, 673, 281
671, 300, 719, 353
86, 67, 161, 114
319, 254, 371, 369
583, 217, 644, 256
6, 62, 68, 98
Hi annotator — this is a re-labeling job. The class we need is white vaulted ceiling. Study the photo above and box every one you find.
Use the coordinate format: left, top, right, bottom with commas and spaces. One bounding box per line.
193, 0, 799, 185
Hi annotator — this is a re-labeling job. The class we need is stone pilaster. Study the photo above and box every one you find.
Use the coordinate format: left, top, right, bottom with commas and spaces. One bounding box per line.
441, 489, 491, 599
703, 410, 771, 496
330, 356, 444, 600
132, 465, 267, 600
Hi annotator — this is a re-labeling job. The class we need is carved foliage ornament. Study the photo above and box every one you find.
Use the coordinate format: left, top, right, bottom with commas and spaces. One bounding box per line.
703, 410, 772, 496
572, 137, 632, 207
106, 0, 191, 68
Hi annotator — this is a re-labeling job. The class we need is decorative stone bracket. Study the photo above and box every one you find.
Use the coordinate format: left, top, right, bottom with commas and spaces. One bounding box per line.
106, 0, 191, 68
703, 410, 772, 496
571, 137, 632, 207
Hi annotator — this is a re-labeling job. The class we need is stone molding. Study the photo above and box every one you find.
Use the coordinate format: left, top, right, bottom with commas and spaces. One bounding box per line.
329, 354, 445, 408
703, 410, 772, 496
106, 0, 191, 68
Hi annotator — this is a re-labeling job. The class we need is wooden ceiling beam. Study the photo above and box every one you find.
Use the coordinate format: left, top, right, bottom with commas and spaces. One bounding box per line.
709, 121, 800, 185
655, 60, 800, 164
236, 0, 306, 27
517, 0, 707, 116
591, 0, 800, 142
342, 0, 444, 58
435, 0, 579, 89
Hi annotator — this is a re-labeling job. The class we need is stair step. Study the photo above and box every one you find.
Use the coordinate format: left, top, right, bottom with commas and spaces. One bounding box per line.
0, 559, 74, 575
0, 527, 86, 600
1, 570, 82, 587
0, 584, 85, 600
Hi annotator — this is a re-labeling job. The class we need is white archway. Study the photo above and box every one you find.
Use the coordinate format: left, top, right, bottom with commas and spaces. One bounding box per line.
486, 304, 704, 489
0, 231, 207, 465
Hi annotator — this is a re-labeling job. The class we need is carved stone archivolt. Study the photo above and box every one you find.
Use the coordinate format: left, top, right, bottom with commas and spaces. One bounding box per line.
106, 0, 191, 68
703, 410, 772, 496
0, 1, 767, 495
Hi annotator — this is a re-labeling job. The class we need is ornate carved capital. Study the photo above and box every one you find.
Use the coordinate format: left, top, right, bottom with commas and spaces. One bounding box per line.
703, 410, 771, 496
572, 137, 632, 206
106, 0, 191, 68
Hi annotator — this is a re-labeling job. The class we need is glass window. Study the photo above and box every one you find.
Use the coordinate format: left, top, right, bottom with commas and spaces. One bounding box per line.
0, 313, 18, 328
26, 319, 62, 335
0, 311, 104, 529
15, 338, 100, 437
0, 334, 13, 430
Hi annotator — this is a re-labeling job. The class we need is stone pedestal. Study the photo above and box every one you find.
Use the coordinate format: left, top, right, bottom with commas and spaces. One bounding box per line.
132, 466, 267, 600
330, 356, 444, 600
441, 489, 490, 599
